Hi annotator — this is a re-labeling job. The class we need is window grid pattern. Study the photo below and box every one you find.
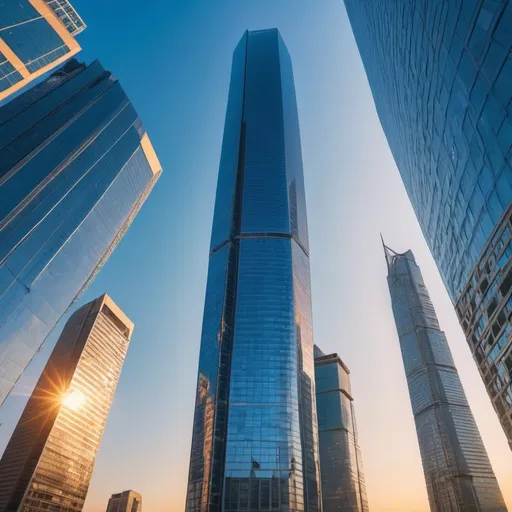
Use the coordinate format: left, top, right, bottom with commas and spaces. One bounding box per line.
345, 0, 512, 303
0, 51, 22, 92
315, 353, 369, 512
43, 0, 86, 35
186, 29, 321, 512
456, 206, 512, 447
386, 249, 506, 511
0, 0, 82, 99
0, 296, 131, 512
106, 490, 142, 512
344, 0, 512, 454
0, 60, 159, 407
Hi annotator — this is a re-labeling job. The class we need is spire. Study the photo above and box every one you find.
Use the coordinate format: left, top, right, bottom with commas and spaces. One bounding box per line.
381, 234, 405, 271
381, 233, 392, 270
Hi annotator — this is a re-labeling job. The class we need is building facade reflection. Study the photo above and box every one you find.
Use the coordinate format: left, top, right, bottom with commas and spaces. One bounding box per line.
0, 294, 133, 512
0, 58, 161, 406
384, 245, 506, 511
344, 0, 512, 449
186, 29, 321, 512
314, 346, 369, 512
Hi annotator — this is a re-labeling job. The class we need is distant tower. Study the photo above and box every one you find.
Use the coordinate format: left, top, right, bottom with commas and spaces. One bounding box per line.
0, 294, 133, 512
106, 490, 142, 512
314, 345, 369, 512
0, 0, 85, 102
383, 243, 507, 511
0, 58, 161, 406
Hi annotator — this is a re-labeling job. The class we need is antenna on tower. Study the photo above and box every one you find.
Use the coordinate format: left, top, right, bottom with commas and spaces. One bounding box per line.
380, 234, 400, 271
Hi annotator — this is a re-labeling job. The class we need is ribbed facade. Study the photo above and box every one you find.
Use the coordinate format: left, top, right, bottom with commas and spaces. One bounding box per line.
314, 346, 369, 512
385, 247, 506, 511
0, 59, 161, 406
186, 29, 321, 512
0, 294, 133, 512
344, 0, 512, 450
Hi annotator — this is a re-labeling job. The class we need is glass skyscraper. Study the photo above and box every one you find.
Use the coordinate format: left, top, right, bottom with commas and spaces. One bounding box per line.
186, 29, 321, 512
314, 346, 369, 512
0, 58, 161, 406
0, 0, 84, 102
344, 1, 512, 448
0, 294, 133, 512
106, 490, 142, 512
384, 245, 506, 511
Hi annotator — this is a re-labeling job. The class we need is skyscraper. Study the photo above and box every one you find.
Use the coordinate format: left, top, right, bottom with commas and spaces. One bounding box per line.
0, 58, 161, 406
343, 1, 512, 448
384, 244, 507, 511
106, 490, 142, 512
314, 346, 369, 512
0, 294, 133, 512
0, 0, 84, 102
186, 29, 321, 512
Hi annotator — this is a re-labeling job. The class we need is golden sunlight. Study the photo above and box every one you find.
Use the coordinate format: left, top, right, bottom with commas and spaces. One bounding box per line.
62, 389, 85, 411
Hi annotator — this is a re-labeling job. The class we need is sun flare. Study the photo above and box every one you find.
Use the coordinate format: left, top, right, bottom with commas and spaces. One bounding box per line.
62, 389, 85, 411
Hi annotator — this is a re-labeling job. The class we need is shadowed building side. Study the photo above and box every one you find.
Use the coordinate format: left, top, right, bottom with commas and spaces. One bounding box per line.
384, 244, 506, 511
0, 294, 133, 512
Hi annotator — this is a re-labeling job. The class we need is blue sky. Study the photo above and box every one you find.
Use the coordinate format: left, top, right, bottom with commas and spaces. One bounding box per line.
0, 1, 511, 511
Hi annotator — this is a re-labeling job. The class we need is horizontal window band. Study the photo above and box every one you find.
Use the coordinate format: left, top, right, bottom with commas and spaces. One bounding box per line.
210, 232, 308, 258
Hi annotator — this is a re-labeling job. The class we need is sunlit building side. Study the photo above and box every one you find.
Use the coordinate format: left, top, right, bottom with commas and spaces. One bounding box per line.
0, 58, 161, 406
344, 0, 512, 449
186, 29, 322, 512
0, 0, 84, 102
314, 346, 369, 512
106, 490, 142, 512
384, 245, 506, 511
0, 294, 133, 512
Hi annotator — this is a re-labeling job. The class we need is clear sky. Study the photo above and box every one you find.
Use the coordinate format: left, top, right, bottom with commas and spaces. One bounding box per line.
0, 1, 511, 511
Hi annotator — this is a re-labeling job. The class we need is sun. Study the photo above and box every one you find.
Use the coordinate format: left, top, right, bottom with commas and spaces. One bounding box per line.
62, 389, 85, 411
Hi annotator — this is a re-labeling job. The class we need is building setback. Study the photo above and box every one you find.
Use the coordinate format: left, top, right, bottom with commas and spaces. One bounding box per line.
384, 245, 506, 511
106, 490, 142, 512
0, 0, 85, 102
314, 346, 369, 512
344, 0, 512, 449
0, 58, 161, 406
0, 294, 133, 512
185, 29, 321, 512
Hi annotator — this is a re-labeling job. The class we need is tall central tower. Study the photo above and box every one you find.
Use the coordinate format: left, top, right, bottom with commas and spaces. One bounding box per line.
186, 29, 321, 512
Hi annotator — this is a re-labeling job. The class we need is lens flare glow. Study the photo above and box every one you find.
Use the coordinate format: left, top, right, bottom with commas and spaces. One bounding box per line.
62, 389, 85, 411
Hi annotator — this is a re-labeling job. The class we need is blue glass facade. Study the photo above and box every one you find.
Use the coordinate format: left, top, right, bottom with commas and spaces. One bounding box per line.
385, 247, 506, 511
0, 59, 161, 406
0, 0, 83, 102
186, 30, 321, 512
344, 0, 512, 448
314, 347, 369, 512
